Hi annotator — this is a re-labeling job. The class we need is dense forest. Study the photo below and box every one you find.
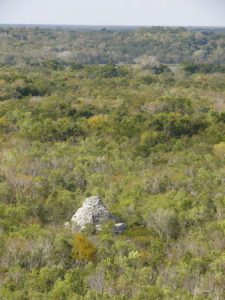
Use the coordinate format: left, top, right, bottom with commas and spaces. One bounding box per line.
1, 26, 225, 66
0, 26, 225, 299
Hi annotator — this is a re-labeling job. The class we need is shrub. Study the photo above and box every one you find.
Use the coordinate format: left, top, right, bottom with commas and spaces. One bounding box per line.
147, 209, 180, 241
73, 234, 97, 262
213, 142, 225, 160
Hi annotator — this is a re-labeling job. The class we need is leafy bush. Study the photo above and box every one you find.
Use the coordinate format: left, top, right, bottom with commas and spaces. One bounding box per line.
73, 234, 97, 262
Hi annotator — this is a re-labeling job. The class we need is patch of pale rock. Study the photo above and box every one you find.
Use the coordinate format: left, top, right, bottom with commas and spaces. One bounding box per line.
66, 196, 126, 234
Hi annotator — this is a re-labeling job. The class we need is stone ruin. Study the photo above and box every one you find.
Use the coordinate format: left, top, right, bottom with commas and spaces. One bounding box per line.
65, 196, 126, 234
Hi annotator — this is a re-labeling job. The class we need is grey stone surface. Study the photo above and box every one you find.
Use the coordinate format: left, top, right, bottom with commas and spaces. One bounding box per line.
114, 223, 127, 234
71, 196, 115, 231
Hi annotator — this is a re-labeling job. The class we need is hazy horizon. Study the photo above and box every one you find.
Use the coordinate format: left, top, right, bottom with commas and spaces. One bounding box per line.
0, 24, 225, 29
0, 0, 225, 27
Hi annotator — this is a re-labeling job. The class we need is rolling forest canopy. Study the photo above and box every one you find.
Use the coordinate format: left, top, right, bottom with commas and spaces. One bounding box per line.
0, 26, 225, 66
0, 26, 225, 299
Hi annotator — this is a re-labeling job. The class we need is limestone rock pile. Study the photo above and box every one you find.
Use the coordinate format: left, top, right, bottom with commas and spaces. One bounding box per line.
70, 196, 126, 233
71, 196, 114, 230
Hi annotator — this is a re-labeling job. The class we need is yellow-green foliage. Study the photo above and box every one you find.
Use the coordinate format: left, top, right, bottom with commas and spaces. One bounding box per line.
213, 142, 225, 160
0, 26, 225, 300
73, 233, 97, 262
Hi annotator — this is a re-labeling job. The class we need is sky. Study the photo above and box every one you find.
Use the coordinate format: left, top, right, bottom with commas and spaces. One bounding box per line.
0, 0, 225, 27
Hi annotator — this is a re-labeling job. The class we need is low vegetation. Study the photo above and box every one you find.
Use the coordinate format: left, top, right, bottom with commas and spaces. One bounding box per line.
0, 26, 225, 299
